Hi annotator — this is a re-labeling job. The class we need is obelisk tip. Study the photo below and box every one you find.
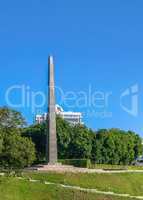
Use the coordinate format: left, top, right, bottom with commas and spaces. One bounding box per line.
48, 55, 54, 64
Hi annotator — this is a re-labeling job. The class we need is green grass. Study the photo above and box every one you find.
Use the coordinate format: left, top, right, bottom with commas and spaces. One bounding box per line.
0, 176, 134, 200
24, 171, 143, 196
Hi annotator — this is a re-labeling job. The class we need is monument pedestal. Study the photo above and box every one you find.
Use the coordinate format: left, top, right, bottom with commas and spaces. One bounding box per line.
33, 163, 75, 172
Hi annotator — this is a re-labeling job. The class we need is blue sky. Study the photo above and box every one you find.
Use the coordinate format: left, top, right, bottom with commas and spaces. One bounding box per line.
0, 0, 143, 135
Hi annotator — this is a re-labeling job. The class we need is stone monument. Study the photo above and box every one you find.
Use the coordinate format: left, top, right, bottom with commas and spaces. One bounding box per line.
35, 55, 74, 171
46, 55, 57, 164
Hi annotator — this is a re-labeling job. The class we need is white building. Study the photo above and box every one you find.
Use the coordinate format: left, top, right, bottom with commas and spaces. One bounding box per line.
35, 105, 83, 125
35, 113, 47, 124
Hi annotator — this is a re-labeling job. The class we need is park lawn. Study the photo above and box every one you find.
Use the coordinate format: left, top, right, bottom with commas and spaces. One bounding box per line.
0, 176, 134, 200
24, 171, 143, 197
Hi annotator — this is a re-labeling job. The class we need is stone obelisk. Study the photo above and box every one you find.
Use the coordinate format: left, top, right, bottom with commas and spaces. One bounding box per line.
46, 55, 57, 164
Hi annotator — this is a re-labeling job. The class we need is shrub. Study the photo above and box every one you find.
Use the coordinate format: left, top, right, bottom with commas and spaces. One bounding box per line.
59, 159, 91, 168
0, 132, 36, 169
89, 163, 127, 170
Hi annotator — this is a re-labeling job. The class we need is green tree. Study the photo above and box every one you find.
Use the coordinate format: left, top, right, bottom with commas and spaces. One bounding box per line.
68, 125, 93, 159
0, 107, 26, 129
0, 131, 3, 154
23, 118, 94, 161
56, 117, 72, 159
0, 130, 35, 169
22, 123, 46, 162
22, 115, 143, 165
92, 128, 142, 165
0, 107, 36, 169
23, 117, 73, 161
127, 131, 143, 159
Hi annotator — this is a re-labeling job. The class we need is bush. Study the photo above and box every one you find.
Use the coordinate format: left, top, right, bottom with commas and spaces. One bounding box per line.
59, 159, 91, 168
0, 132, 36, 169
89, 163, 143, 170
89, 163, 127, 170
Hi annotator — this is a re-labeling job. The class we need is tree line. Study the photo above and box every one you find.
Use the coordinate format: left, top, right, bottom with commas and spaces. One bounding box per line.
23, 116, 143, 165
0, 107, 142, 169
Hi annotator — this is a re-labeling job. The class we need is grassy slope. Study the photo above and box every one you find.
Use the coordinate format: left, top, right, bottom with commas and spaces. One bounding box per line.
0, 177, 133, 200
24, 172, 143, 196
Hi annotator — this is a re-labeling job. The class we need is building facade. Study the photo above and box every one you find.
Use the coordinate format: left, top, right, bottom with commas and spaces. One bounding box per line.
35, 105, 83, 125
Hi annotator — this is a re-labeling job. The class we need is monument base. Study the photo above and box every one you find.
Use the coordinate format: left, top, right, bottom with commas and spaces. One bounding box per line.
30, 163, 75, 172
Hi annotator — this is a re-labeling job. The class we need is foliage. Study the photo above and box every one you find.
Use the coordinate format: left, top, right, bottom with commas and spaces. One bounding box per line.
67, 125, 93, 159
56, 117, 72, 159
89, 163, 143, 170
0, 107, 26, 129
0, 107, 36, 169
23, 119, 94, 162
59, 159, 91, 168
1, 106, 142, 169
0, 131, 36, 169
0, 133, 3, 154
22, 117, 73, 162
23, 116, 143, 165
89, 163, 127, 170
91, 129, 142, 165
22, 123, 46, 163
